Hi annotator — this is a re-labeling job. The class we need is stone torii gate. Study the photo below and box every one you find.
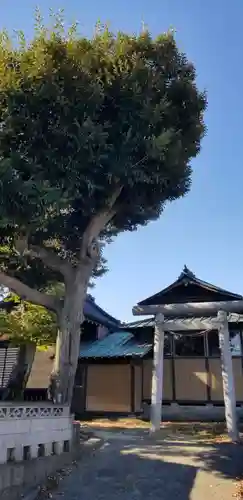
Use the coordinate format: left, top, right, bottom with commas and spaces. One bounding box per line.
133, 299, 243, 442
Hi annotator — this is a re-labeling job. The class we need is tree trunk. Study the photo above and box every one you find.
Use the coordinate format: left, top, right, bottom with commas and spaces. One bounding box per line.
49, 267, 90, 405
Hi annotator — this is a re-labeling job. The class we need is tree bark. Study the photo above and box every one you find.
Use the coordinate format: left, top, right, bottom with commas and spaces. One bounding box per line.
0, 271, 58, 312
49, 266, 91, 405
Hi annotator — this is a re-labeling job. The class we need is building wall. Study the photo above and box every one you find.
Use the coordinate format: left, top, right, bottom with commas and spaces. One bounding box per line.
27, 347, 55, 389
233, 358, 243, 401
86, 364, 131, 412
134, 364, 142, 412
26, 348, 243, 413
174, 358, 208, 401
143, 359, 172, 400
208, 358, 243, 402
142, 357, 243, 404
208, 359, 223, 401
142, 359, 151, 400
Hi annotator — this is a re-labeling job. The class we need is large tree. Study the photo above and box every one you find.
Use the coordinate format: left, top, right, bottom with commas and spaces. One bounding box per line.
0, 17, 206, 403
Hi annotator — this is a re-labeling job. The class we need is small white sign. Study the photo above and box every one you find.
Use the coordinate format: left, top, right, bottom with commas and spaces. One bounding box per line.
230, 333, 242, 356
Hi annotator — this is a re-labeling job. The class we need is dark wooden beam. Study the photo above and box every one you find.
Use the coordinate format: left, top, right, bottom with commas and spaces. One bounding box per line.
130, 364, 135, 413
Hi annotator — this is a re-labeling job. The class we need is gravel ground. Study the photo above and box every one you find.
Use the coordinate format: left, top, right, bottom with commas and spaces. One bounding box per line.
47, 430, 243, 500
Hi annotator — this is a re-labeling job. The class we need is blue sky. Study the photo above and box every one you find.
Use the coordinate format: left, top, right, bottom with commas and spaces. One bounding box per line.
1, 1, 243, 321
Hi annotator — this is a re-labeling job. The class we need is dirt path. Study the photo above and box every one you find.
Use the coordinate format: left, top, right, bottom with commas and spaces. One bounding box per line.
49, 429, 243, 499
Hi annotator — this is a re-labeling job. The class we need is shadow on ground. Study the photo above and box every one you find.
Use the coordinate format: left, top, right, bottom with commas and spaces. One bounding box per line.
48, 429, 243, 500
121, 438, 243, 481
49, 440, 199, 500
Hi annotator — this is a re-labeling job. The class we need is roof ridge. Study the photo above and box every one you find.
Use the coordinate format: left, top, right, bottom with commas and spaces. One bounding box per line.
85, 295, 121, 325
137, 268, 243, 306
178, 265, 196, 279
177, 266, 242, 298
186, 274, 243, 299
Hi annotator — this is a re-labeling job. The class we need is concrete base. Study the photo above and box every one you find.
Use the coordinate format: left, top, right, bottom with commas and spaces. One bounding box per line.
0, 445, 82, 500
0, 423, 100, 500
143, 403, 243, 422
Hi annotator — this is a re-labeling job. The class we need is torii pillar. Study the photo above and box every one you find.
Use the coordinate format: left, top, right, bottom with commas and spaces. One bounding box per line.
150, 313, 164, 433
218, 310, 239, 442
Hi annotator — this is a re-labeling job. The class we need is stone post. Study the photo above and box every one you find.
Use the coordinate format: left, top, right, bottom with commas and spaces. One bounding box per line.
53, 441, 64, 455
44, 442, 53, 456
150, 313, 164, 433
218, 310, 239, 441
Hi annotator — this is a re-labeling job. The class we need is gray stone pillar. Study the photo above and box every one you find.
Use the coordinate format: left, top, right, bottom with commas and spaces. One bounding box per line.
218, 310, 239, 441
53, 441, 64, 455
150, 313, 164, 433
44, 442, 53, 456
30, 444, 39, 459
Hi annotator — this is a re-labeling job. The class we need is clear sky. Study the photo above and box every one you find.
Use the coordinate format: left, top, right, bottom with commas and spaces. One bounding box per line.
1, 1, 243, 322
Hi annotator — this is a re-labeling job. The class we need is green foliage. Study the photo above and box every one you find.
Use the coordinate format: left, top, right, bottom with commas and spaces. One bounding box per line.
0, 12, 206, 290
0, 296, 57, 346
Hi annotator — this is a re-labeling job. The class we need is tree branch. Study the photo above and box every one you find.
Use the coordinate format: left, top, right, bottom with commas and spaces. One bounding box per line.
0, 271, 59, 313
28, 245, 73, 283
15, 235, 73, 284
80, 186, 123, 259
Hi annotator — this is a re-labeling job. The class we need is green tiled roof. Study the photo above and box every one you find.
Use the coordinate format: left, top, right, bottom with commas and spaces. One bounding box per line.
79, 331, 152, 359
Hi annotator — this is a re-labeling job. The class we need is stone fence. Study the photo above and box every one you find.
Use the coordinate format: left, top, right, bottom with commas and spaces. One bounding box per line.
0, 403, 72, 464
0, 402, 85, 499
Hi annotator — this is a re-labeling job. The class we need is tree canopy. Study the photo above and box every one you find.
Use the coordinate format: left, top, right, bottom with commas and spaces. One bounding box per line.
0, 296, 57, 346
0, 17, 206, 311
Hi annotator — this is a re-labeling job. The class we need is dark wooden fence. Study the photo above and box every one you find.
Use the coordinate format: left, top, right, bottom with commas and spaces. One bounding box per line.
0, 388, 48, 402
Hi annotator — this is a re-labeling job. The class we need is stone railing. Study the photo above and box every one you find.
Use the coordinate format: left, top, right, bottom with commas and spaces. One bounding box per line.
0, 403, 73, 464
